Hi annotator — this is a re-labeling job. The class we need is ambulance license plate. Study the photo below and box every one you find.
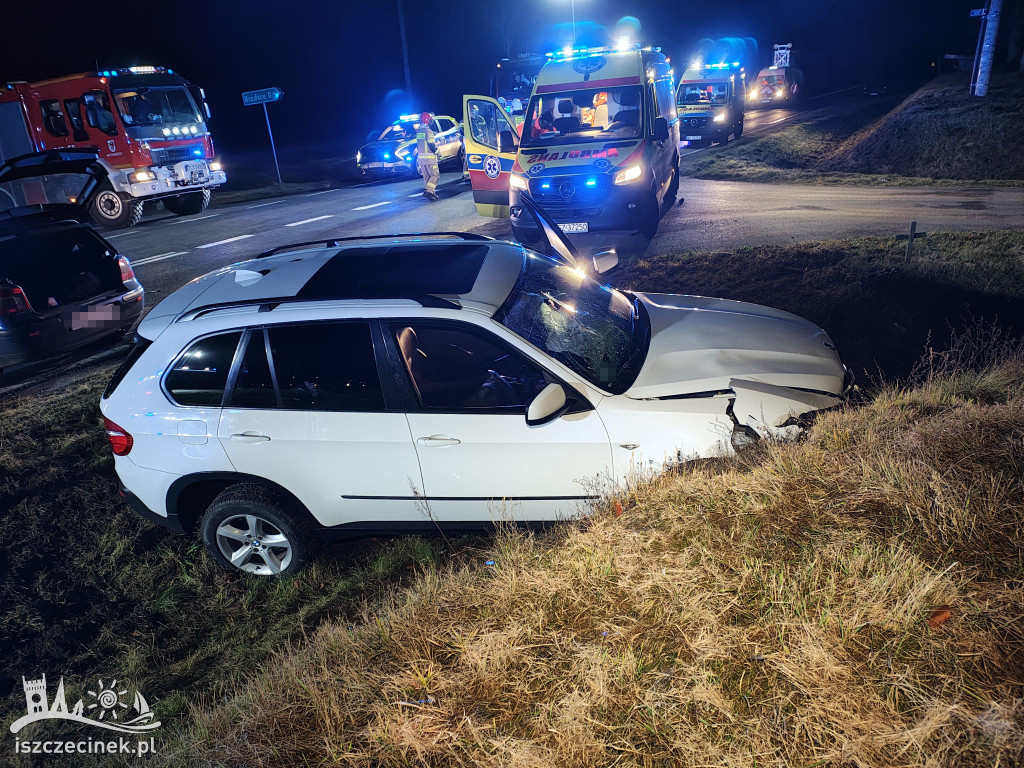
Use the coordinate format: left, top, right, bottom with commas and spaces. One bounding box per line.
685, 135, 703, 140
558, 222, 588, 234
365, 162, 385, 168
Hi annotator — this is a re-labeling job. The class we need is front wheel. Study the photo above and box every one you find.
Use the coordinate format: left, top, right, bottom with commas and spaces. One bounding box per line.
200, 484, 311, 577
639, 186, 660, 240
163, 189, 211, 216
90, 183, 144, 228
662, 161, 680, 213
734, 120, 743, 139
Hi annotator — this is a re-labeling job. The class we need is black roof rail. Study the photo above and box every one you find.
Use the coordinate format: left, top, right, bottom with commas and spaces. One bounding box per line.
255, 231, 493, 259
180, 294, 461, 321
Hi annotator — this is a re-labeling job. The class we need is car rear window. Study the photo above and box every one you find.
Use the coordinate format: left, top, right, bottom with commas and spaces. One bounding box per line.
164, 332, 242, 406
102, 335, 152, 399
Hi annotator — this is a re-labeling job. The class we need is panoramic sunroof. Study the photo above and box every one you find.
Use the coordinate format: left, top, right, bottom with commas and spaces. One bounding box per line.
296, 243, 490, 300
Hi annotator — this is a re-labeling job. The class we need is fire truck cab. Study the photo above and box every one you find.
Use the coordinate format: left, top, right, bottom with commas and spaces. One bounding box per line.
0, 66, 225, 228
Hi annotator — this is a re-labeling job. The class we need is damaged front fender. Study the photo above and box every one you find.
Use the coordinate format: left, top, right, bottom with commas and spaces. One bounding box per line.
729, 378, 843, 439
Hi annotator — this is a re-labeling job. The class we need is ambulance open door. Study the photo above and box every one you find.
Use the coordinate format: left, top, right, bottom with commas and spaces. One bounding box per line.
462, 95, 518, 218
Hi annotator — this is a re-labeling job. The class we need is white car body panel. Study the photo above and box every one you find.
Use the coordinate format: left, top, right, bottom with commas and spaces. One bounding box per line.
217, 408, 424, 526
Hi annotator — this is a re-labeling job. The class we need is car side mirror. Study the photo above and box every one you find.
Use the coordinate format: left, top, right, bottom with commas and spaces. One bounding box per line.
499, 130, 518, 154
652, 116, 669, 142
526, 382, 572, 426
592, 249, 619, 273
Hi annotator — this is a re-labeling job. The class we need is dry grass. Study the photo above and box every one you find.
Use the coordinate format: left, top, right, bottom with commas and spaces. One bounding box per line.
162, 337, 1024, 767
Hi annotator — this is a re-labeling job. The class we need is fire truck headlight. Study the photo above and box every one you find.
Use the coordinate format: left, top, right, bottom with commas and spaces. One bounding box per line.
189, 125, 198, 134
171, 127, 181, 135
162, 128, 171, 137
129, 169, 157, 183
613, 164, 643, 185
713, 112, 726, 123
209, 161, 222, 172
509, 174, 530, 192
775, 89, 784, 97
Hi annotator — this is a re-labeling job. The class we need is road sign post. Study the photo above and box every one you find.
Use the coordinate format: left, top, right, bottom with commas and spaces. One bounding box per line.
242, 87, 284, 184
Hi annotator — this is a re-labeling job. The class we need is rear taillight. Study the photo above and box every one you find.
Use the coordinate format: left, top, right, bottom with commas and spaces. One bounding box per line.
118, 256, 136, 284
0, 284, 32, 315
103, 417, 134, 456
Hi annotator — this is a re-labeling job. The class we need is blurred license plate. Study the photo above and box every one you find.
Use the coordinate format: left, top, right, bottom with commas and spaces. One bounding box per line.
66, 303, 120, 331
685, 135, 703, 140
365, 162, 385, 168
558, 222, 588, 233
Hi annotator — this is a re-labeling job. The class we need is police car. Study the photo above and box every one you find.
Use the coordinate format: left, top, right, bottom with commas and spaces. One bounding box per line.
356, 113, 464, 178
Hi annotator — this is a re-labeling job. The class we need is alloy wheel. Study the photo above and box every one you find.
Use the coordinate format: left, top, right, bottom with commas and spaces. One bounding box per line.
215, 514, 293, 575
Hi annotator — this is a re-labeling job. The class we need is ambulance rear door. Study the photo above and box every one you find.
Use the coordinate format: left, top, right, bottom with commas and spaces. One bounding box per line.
462, 95, 518, 218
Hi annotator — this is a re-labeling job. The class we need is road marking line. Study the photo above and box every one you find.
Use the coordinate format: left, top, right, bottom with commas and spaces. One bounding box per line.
285, 215, 335, 226
104, 231, 137, 239
197, 234, 255, 249
246, 199, 285, 209
169, 213, 221, 225
305, 189, 337, 196
132, 250, 188, 266
408, 192, 426, 198
352, 201, 391, 211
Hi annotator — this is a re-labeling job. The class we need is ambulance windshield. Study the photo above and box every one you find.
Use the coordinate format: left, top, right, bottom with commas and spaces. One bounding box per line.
520, 85, 643, 147
114, 86, 202, 127
678, 82, 729, 105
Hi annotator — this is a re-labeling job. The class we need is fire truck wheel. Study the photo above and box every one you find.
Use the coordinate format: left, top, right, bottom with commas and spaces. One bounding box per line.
90, 184, 144, 229
163, 189, 212, 216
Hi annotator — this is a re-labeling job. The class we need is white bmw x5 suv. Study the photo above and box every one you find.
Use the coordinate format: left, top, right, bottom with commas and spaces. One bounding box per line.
101, 225, 850, 576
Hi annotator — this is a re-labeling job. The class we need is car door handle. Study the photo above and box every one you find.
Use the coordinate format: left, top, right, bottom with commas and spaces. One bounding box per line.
416, 435, 461, 447
230, 431, 271, 443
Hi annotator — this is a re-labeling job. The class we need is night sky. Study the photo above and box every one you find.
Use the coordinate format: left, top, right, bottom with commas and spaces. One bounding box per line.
0, 0, 987, 155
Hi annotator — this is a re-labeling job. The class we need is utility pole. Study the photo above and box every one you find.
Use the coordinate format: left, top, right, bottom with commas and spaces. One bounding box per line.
396, 0, 413, 105
972, 0, 1003, 96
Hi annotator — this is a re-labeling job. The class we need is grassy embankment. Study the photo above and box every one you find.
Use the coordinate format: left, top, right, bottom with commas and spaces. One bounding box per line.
687, 73, 1024, 186
1, 229, 1022, 765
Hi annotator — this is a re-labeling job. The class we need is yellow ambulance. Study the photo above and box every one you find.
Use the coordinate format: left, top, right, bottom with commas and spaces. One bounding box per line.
462, 44, 679, 239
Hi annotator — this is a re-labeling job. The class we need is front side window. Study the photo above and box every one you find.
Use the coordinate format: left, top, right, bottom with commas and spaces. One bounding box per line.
521, 85, 643, 146
113, 86, 202, 127
654, 78, 677, 121
380, 122, 416, 141
267, 322, 384, 411
63, 99, 89, 141
494, 255, 649, 394
82, 90, 118, 136
393, 323, 550, 411
165, 332, 242, 406
467, 99, 502, 149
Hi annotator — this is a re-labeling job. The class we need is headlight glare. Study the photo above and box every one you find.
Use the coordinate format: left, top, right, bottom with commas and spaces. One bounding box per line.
356, 150, 362, 164
613, 164, 642, 185
509, 174, 530, 191
713, 112, 726, 123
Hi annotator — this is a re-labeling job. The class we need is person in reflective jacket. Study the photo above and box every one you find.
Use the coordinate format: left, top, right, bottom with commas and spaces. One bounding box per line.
415, 111, 440, 201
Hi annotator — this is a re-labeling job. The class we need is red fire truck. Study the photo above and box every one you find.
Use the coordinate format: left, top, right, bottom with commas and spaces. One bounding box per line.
0, 66, 225, 227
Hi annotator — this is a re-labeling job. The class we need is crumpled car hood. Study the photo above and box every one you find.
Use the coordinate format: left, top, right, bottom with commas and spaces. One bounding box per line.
625, 292, 846, 399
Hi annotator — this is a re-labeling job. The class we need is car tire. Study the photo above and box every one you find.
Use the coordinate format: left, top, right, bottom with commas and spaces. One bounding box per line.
735, 120, 743, 139
640, 185, 660, 240
163, 189, 212, 216
662, 160, 680, 213
200, 484, 311, 577
90, 183, 144, 229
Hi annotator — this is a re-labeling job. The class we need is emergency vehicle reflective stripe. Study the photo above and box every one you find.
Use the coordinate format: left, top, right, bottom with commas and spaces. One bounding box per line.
415, 130, 436, 160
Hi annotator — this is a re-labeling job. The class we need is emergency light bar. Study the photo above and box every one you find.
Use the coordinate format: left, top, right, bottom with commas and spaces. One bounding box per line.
545, 44, 660, 59
94, 66, 173, 78
689, 61, 743, 71
397, 113, 423, 122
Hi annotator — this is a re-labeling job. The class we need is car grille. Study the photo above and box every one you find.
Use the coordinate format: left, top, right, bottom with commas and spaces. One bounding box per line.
681, 116, 708, 129
529, 174, 610, 205
150, 143, 206, 165
360, 146, 397, 163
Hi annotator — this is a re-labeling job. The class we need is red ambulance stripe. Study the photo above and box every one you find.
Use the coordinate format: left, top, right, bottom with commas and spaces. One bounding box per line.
468, 169, 510, 191
535, 76, 641, 94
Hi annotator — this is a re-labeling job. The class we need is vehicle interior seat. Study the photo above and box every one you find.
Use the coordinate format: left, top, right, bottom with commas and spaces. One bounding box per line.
553, 100, 581, 133
611, 90, 640, 126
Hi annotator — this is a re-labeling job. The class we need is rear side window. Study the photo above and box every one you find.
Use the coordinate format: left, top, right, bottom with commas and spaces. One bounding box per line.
40, 100, 69, 137
103, 336, 152, 399
267, 322, 384, 411
227, 330, 277, 408
165, 332, 242, 406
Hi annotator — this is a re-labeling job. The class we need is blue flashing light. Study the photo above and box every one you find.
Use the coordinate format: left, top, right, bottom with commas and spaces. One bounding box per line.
732, 61, 740, 66
384, 153, 391, 160
585, 177, 597, 187
192, 149, 202, 156
167, 69, 173, 74
541, 182, 551, 189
